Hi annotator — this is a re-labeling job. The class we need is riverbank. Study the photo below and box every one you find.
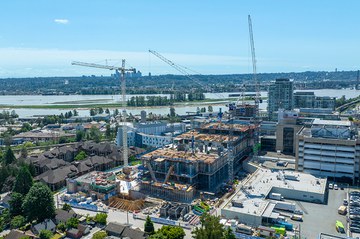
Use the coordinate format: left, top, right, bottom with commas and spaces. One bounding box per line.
0, 98, 240, 110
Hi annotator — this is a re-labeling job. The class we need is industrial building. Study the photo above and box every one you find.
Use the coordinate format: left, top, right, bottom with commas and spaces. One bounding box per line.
268, 79, 294, 121
296, 119, 360, 183
140, 121, 257, 202
221, 167, 327, 227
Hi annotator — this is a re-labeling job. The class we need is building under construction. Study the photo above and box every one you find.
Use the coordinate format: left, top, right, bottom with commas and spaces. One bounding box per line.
140, 121, 257, 202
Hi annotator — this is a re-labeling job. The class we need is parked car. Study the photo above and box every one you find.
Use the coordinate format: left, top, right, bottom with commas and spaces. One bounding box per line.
334, 184, 338, 190
350, 227, 360, 233
329, 183, 333, 189
344, 199, 349, 206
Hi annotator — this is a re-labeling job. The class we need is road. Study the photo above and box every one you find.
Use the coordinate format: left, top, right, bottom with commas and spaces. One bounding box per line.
72, 208, 194, 239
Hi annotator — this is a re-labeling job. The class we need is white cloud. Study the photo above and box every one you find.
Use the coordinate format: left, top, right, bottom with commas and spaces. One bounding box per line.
54, 19, 69, 24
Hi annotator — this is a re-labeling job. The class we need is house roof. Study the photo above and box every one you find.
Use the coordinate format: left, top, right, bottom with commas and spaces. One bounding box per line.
5, 230, 31, 239
36, 165, 78, 184
33, 219, 56, 234
121, 227, 147, 239
105, 223, 147, 239
55, 209, 77, 223
105, 222, 127, 235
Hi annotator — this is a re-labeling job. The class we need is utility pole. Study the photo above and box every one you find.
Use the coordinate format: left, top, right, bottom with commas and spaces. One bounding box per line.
72, 60, 136, 167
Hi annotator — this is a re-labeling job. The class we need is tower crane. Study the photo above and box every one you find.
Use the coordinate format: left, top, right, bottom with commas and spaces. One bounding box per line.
148, 50, 218, 93
248, 15, 261, 160
71, 60, 136, 168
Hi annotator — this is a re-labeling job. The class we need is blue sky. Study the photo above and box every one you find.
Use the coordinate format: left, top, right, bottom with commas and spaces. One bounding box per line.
0, 0, 359, 77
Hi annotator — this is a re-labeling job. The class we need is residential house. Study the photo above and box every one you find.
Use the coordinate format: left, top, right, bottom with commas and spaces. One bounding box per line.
36, 165, 79, 191
66, 228, 82, 239
105, 222, 148, 239
55, 209, 78, 225
32, 219, 56, 235
5, 230, 35, 239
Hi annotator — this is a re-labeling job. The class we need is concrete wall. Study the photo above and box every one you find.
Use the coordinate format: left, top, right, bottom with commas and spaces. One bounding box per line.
221, 208, 262, 227
242, 161, 259, 173
270, 187, 325, 204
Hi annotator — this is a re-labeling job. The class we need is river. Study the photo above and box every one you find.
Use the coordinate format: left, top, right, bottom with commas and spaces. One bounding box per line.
0, 89, 358, 117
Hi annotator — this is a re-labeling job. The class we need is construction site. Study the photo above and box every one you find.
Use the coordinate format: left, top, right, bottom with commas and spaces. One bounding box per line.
139, 121, 257, 202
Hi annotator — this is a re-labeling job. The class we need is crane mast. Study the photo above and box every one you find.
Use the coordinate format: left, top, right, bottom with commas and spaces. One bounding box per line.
72, 60, 136, 168
248, 15, 261, 160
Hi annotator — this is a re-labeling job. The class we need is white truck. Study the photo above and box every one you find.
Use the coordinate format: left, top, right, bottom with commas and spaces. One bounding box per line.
274, 201, 296, 212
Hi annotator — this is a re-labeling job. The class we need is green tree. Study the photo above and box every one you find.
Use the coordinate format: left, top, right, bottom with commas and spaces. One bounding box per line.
90, 109, 96, 116
224, 227, 236, 239
20, 146, 28, 159
9, 192, 24, 216
39, 229, 53, 239
66, 217, 79, 229
74, 151, 87, 161
170, 107, 176, 118
22, 183, 55, 222
76, 130, 85, 142
349, 116, 354, 121
105, 124, 111, 139
208, 105, 213, 112
192, 214, 231, 239
105, 108, 110, 114
144, 216, 155, 235
57, 222, 66, 232
58, 136, 68, 144
4, 147, 16, 165
154, 226, 185, 239
94, 213, 107, 225
90, 126, 101, 143
62, 203, 72, 211
3, 134, 12, 147
10, 215, 26, 229
13, 166, 33, 195
20, 123, 32, 132
27, 162, 36, 177
149, 234, 166, 239
92, 231, 107, 239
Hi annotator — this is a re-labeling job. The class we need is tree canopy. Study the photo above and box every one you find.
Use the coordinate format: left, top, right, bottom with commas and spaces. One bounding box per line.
39, 229, 53, 239
13, 166, 33, 195
191, 214, 235, 239
92, 231, 107, 239
22, 183, 55, 222
94, 213, 107, 225
144, 216, 155, 235
4, 147, 16, 165
150, 225, 185, 239
9, 192, 24, 216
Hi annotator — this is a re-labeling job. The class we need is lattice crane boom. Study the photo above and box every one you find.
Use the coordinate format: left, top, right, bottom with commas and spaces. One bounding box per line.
72, 60, 136, 167
248, 15, 261, 161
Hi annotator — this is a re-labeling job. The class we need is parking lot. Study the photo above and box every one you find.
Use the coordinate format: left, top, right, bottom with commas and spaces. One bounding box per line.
294, 189, 347, 239
347, 190, 360, 238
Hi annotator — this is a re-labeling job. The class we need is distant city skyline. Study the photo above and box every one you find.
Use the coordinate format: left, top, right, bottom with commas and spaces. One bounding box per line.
0, 0, 359, 77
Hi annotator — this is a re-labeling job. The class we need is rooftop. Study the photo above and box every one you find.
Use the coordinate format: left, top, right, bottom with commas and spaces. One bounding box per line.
200, 122, 256, 132
76, 171, 116, 188
175, 130, 239, 143
223, 168, 326, 217
142, 147, 223, 164
312, 119, 352, 127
